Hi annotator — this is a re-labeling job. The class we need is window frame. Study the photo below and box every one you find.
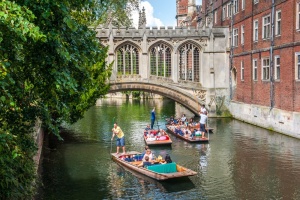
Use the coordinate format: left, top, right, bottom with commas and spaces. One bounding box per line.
262, 15, 271, 39
262, 57, 270, 81
233, 0, 239, 14
222, 6, 226, 21
253, 19, 258, 41
274, 55, 280, 80
241, 25, 244, 45
233, 28, 239, 47
297, 3, 300, 30
242, 0, 245, 10
254, 0, 259, 4
241, 61, 244, 81
253, 59, 258, 81
275, 10, 281, 36
227, 3, 232, 18
296, 52, 300, 80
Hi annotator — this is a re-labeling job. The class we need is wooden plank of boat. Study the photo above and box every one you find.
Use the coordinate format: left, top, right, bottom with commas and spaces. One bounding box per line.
166, 126, 209, 143
143, 130, 172, 146
111, 151, 197, 181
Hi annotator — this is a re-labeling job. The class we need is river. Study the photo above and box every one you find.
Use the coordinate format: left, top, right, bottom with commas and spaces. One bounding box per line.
38, 98, 300, 200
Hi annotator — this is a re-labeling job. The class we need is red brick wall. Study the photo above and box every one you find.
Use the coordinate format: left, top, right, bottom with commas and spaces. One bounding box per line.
202, 0, 300, 112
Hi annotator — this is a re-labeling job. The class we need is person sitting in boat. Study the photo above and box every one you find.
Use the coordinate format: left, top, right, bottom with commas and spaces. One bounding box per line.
184, 130, 189, 138
165, 154, 172, 163
138, 156, 152, 168
142, 149, 155, 162
174, 125, 184, 136
124, 155, 133, 162
190, 128, 198, 139
180, 114, 187, 123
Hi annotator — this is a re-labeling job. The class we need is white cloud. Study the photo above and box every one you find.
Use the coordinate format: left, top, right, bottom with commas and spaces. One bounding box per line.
131, 1, 164, 28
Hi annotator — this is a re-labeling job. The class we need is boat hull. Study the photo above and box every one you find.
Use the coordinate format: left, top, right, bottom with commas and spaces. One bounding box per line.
111, 151, 197, 181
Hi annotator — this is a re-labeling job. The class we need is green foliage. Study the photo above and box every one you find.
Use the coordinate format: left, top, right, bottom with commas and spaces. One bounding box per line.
0, 0, 134, 198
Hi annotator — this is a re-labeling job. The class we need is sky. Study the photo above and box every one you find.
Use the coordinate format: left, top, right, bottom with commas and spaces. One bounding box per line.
131, 0, 202, 28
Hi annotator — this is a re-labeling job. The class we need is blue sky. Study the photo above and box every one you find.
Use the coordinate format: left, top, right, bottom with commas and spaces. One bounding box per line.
132, 0, 202, 27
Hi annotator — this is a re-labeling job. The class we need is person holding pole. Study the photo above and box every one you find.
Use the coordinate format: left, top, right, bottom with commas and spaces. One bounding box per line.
150, 107, 156, 129
111, 123, 126, 154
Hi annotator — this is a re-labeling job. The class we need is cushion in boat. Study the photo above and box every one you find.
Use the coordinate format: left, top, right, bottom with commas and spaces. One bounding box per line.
147, 162, 177, 173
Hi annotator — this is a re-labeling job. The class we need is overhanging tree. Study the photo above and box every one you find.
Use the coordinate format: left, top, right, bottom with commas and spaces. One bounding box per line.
0, 0, 139, 198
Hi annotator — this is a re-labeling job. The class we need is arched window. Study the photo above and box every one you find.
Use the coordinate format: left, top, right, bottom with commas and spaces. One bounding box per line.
116, 44, 139, 75
149, 43, 172, 77
178, 43, 200, 82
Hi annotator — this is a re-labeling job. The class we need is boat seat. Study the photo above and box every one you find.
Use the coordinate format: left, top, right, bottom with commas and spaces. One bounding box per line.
147, 162, 177, 173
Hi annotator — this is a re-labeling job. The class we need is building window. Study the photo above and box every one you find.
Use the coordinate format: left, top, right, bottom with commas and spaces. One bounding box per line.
297, 3, 300, 30
241, 25, 244, 45
149, 43, 172, 77
214, 11, 217, 24
263, 15, 271, 39
296, 53, 300, 80
233, 0, 239, 14
233, 28, 238, 47
222, 6, 226, 21
116, 43, 139, 75
253, 59, 258, 81
254, 0, 259, 4
275, 10, 281, 36
242, 0, 245, 10
274, 56, 280, 80
262, 58, 270, 80
178, 43, 200, 82
227, 3, 232, 18
241, 61, 244, 81
253, 20, 258, 41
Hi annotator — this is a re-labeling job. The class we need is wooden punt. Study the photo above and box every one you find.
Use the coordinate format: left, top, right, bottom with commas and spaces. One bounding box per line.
111, 151, 197, 181
166, 125, 209, 143
143, 130, 172, 146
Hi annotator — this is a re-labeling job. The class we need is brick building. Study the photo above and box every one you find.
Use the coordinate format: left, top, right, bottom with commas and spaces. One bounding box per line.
176, 0, 200, 27
199, 0, 300, 137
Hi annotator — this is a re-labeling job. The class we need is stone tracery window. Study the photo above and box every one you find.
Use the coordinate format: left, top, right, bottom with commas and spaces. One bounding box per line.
149, 43, 172, 77
116, 44, 139, 75
178, 43, 200, 82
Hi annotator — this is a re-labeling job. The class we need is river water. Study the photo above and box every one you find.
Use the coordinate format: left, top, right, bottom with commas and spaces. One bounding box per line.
39, 98, 300, 200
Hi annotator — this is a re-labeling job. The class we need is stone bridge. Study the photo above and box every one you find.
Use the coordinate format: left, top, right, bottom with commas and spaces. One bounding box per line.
96, 24, 230, 116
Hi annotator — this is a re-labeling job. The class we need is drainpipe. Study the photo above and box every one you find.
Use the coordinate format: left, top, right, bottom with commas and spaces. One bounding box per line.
229, 0, 234, 100
270, 0, 275, 109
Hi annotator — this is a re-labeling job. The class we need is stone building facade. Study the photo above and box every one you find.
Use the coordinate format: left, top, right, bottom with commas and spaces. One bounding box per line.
201, 0, 300, 138
96, 16, 230, 116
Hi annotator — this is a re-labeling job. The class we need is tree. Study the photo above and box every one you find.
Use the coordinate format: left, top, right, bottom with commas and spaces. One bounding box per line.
0, 0, 137, 198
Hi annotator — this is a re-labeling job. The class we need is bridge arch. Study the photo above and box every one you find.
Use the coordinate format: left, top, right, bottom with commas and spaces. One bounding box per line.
109, 82, 204, 115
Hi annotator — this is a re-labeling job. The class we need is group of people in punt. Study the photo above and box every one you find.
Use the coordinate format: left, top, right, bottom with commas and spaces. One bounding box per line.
168, 104, 208, 139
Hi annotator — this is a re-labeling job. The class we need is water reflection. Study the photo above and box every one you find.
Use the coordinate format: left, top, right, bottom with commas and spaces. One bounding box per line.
39, 98, 300, 200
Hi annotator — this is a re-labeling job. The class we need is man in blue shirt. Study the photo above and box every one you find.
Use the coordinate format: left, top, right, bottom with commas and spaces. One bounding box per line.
150, 107, 155, 129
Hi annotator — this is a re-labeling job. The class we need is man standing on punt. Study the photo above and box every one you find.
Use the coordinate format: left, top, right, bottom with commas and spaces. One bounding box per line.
150, 107, 156, 129
111, 123, 126, 154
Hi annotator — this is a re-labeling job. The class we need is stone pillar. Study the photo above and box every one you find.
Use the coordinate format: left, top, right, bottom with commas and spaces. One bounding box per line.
140, 33, 148, 79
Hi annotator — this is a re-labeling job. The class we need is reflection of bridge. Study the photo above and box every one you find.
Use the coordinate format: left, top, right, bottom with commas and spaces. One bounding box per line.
97, 25, 230, 115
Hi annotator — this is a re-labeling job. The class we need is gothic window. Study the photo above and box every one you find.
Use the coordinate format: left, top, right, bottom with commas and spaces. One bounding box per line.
178, 43, 200, 82
149, 43, 172, 77
116, 44, 139, 75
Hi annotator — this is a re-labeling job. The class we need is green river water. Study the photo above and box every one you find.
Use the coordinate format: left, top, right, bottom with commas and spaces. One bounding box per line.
38, 98, 300, 200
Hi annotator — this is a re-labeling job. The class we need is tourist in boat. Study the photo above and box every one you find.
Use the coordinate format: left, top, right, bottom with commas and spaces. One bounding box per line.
184, 130, 189, 138
165, 154, 172, 163
144, 124, 151, 136
138, 156, 152, 168
142, 149, 155, 162
174, 125, 184, 136
180, 114, 187, 123
111, 122, 126, 154
150, 107, 156, 129
199, 111, 208, 138
200, 104, 207, 113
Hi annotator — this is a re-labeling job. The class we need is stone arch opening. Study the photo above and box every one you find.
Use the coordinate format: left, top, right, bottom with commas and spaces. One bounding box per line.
115, 42, 140, 75
177, 42, 201, 82
148, 41, 173, 78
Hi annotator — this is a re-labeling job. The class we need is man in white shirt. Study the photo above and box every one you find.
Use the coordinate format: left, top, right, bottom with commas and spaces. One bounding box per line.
199, 111, 208, 138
